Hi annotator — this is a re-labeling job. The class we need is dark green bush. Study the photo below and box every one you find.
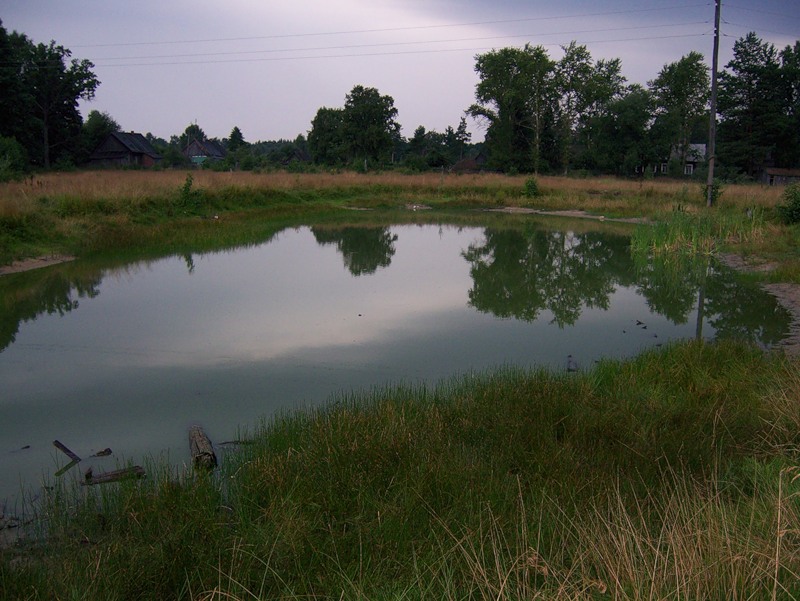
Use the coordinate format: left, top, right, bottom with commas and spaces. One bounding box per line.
777, 183, 800, 224
0, 136, 28, 181
523, 176, 540, 198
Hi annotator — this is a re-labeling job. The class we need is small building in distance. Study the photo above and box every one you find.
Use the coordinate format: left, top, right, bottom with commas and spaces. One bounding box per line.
184, 139, 226, 166
762, 168, 800, 186
451, 150, 488, 173
88, 131, 162, 168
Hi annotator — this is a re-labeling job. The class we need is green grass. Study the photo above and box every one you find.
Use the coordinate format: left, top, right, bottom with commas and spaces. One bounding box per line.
630, 206, 768, 259
3, 340, 799, 600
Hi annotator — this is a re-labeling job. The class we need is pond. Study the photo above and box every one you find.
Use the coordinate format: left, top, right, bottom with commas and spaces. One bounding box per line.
0, 217, 792, 506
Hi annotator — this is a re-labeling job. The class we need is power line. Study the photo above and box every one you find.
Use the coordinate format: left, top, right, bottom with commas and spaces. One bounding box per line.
90, 33, 710, 69
723, 3, 800, 21
722, 21, 800, 39
90, 21, 710, 63
69, 3, 712, 49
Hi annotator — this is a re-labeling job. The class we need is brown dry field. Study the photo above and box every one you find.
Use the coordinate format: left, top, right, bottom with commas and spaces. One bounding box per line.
0, 170, 787, 215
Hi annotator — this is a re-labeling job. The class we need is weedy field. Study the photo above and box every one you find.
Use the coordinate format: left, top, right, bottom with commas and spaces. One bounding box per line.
0, 170, 794, 272
2, 341, 800, 600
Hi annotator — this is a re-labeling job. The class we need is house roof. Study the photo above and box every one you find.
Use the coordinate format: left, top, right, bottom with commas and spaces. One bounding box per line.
106, 131, 161, 159
185, 138, 226, 159
764, 168, 800, 177
669, 143, 706, 162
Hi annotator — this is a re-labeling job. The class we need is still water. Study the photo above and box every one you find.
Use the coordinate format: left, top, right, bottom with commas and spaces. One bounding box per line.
0, 220, 791, 505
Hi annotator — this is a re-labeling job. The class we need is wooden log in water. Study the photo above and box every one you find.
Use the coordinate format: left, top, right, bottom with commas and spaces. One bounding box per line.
189, 425, 217, 470
53, 440, 81, 463
83, 466, 145, 485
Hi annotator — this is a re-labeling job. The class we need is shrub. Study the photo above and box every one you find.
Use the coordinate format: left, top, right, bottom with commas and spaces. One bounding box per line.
777, 182, 800, 224
523, 176, 540, 198
701, 179, 723, 205
0, 136, 28, 181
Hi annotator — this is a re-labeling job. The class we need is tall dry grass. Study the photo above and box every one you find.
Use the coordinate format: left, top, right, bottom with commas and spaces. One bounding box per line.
0, 170, 786, 213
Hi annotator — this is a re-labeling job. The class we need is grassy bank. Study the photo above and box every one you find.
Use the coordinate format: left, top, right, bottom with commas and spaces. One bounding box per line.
2, 340, 800, 599
1, 170, 795, 275
2, 171, 799, 599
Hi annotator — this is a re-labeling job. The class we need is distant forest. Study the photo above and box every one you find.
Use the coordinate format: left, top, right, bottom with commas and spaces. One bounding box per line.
1, 18, 799, 181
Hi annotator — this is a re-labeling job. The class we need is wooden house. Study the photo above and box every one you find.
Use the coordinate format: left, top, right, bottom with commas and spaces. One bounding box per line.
451, 151, 488, 173
762, 168, 800, 186
183, 139, 226, 165
88, 131, 161, 168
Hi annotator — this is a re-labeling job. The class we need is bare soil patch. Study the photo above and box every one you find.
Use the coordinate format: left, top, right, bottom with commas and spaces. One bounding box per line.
489, 207, 649, 224
0, 255, 75, 276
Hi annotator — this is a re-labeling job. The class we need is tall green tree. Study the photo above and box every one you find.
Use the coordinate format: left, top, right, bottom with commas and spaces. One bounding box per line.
341, 85, 400, 165
649, 51, 709, 168
453, 116, 472, 160
0, 22, 23, 145
554, 42, 594, 173
717, 33, 786, 177
80, 109, 120, 161
469, 44, 556, 173
779, 41, 800, 168
0, 22, 99, 168
227, 126, 245, 152
179, 123, 206, 149
555, 43, 625, 173
582, 84, 653, 175
308, 107, 345, 165
405, 126, 450, 170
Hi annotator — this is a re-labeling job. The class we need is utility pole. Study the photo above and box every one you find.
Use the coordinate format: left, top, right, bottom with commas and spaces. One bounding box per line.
706, 0, 722, 207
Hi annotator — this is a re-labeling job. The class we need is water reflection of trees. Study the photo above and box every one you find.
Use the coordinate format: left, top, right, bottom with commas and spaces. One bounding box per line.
0, 269, 102, 351
464, 226, 791, 346
634, 254, 791, 345
704, 266, 790, 344
311, 227, 398, 276
633, 255, 703, 324
463, 228, 633, 327
1, 225, 792, 354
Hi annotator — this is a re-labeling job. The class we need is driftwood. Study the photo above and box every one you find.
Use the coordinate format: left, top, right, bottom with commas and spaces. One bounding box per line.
54, 460, 80, 477
83, 466, 145, 485
189, 425, 217, 470
53, 440, 81, 463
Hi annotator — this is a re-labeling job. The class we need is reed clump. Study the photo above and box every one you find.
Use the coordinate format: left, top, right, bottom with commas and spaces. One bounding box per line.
3, 340, 799, 599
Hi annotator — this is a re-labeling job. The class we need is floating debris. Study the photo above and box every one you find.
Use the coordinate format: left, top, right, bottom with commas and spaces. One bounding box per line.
54, 460, 80, 477
566, 354, 578, 373
189, 425, 217, 471
83, 466, 145, 486
53, 440, 81, 463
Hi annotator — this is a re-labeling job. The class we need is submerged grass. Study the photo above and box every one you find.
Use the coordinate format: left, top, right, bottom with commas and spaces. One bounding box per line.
3, 340, 800, 599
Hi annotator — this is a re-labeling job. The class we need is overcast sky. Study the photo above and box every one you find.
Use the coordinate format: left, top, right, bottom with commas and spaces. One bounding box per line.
3, 1, 799, 143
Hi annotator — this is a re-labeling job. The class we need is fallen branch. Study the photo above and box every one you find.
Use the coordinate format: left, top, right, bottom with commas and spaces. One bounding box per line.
83, 466, 145, 485
53, 440, 81, 463
189, 425, 217, 470
54, 459, 80, 477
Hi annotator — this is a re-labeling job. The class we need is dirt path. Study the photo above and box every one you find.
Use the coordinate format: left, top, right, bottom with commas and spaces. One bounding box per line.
0, 255, 75, 276
488, 207, 650, 224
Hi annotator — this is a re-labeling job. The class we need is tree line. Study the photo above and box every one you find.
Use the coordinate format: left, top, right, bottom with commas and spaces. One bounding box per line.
1, 16, 798, 180
464, 36, 800, 179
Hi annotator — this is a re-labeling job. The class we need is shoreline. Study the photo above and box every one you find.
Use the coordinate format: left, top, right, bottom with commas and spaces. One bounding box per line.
718, 253, 800, 356
0, 255, 75, 276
